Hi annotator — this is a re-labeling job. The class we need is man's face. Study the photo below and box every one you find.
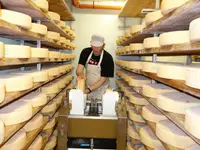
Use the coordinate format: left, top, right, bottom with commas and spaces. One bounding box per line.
91, 45, 103, 56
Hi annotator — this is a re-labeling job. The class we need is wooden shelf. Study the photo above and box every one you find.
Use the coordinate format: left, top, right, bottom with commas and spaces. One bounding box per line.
48, 0, 75, 21
143, 0, 200, 34
117, 42, 200, 56
119, 0, 158, 18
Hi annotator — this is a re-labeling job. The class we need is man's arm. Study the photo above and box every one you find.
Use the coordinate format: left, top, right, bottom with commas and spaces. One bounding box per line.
76, 64, 85, 79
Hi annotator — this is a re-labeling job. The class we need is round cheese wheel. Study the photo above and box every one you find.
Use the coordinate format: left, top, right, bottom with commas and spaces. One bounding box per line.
48, 51, 61, 59
5, 45, 31, 58
141, 62, 158, 73
44, 118, 56, 130
129, 107, 146, 123
159, 31, 190, 46
129, 75, 151, 87
0, 120, 5, 144
0, 42, 4, 58
190, 18, 200, 42
0, 9, 32, 29
28, 135, 43, 150
0, 84, 5, 103
0, 101, 32, 125
47, 31, 60, 41
30, 23, 48, 35
53, 95, 63, 105
186, 144, 200, 150
138, 146, 146, 150
127, 141, 135, 150
58, 21, 66, 28
47, 11, 60, 22
125, 30, 131, 38
142, 105, 167, 123
41, 83, 60, 95
130, 25, 145, 34
185, 106, 200, 139
42, 101, 57, 114
1, 130, 27, 150
129, 92, 149, 106
44, 134, 57, 150
60, 37, 67, 44
44, 67, 60, 76
125, 46, 130, 52
23, 114, 43, 132
130, 43, 144, 51
0, 74, 33, 92
156, 120, 195, 149
157, 63, 187, 80
128, 123, 140, 140
143, 37, 160, 49
31, 48, 49, 58
139, 126, 163, 149
186, 66, 200, 89
128, 61, 142, 70
33, 0, 49, 12
145, 10, 163, 25
157, 91, 200, 114
20, 91, 47, 108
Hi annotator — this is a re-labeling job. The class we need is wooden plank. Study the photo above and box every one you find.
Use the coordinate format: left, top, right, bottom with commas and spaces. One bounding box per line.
119, 0, 157, 18
143, 0, 200, 33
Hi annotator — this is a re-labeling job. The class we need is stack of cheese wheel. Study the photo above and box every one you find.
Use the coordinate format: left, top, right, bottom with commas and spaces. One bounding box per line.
53, 94, 63, 106
185, 65, 200, 89
139, 126, 164, 150
129, 74, 151, 88
32, 0, 49, 12
156, 120, 194, 149
141, 62, 158, 73
28, 135, 43, 150
142, 83, 175, 100
5, 45, 31, 59
157, 63, 187, 80
143, 37, 160, 49
128, 121, 141, 144
42, 101, 57, 115
186, 144, 200, 150
11, 70, 49, 83
159, 31, 190, 46
130, 25, 145, 35
161, 0, 189, 15
0, 101, 33, 126
129, 107, 146, 125
31, 47, 49, 58
49, 51, 61, 59
0, 41, 4, 58
20, 91, 47, 108
157, 91, 200, 115
145, 10, 163, 25
44, 134, 57, 150
47, 31, 60, 41
43, 118, 56, 134
41, 82, 60, 97
130, 43, 144, 51
185, 106, 200, 140
30, 23, 48, 35
0, 9, 32, 29
23, 113, 43, 132
190, 18, 200, 42
1, 130, 27, 150
47, 11, 60, 23
44, 66, 60, 77
142, 105, 167, 130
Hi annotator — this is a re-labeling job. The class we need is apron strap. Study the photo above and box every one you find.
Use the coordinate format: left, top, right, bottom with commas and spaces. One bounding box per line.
97, 50, 104, 67
86, 51, 93, 64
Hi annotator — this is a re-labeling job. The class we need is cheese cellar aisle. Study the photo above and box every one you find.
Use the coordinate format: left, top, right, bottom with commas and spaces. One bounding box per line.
117, 0, 200, 149
0, 0, 75, 149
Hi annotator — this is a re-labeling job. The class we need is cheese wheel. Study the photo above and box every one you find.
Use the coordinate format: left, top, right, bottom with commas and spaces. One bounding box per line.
28, 135, 43, 150
129, 92, 149, 106
130, 25, 145, 34
5, 45, 31, 58
0, 84, 5, 103
33, 0, 49, 12
30, 23, 47, 35
129, 107, 145, 123
145, 10, 163, 25
44, 67, 60, 76
53, 95, 63, 105
161, 0, 189, 15
125, 30, 131, 38
0, 101, 32, 125
157, 92, 200, 114
186, 144, 200, 150
0, 74, 33, 92
58, 21, 66, 28
156, 120, 194, 149
142, 83, 175, 99
157, 63, 187, 80
44, 135, 57, 150
138, 146, 146, 150
127, 141, 134, 150
129, 75, 151, 87
1, 130, 26, 150
0, 42, 4, 58
143, 37, 160, 49
49, 51, 60, 59
53, 129, 58, 136
128, 123, 140, 140
139, 126, 163, 148
130, 43, 144, 51
159, 31, 190, 46
31, 48, 49, 58
125, 46, 130, 52
48, 11, 60, 22
185, 106, 200, 139
142, 105, 167, 123
186, 66, 200, 89
20, 91, 47, 108
141, 62, 158, 73
41, 83, 60, 94
56, 79, 66, 89
47, 31, 60, 41
23, 114, 43, 132
190, 18, 200, 42
128, 61, 142, 70
60, 37, 67, 44
0, 120, 5, 144
0, 9, 32, 29
42, 101, 57, 114
44, 118, 56, 130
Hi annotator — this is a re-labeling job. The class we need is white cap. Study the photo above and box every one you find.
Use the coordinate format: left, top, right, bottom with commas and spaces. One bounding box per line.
91, 34, 105, 47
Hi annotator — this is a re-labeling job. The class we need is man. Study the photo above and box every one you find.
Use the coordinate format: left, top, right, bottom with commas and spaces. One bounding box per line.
76, 34, 114, 99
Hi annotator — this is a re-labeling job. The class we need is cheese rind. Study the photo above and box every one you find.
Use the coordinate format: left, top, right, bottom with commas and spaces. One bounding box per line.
127, 141, 134, 150
129, 108, 146, 123
0, 9, 32, 29
47, 31, 60, 41
143, 37, 160, 48
49, 51, 60, 59
30, 23, 48, 35
44, 118, 56, 130
5, 45, 31, 58
44, 134, 57, 150
48, 11, 60, 22
129, 75, 151, 87
130, 25, 145, 34
31, 48, 49, 58
44, 67, 60, 76
141, 62, 158, 73
186, 66, 200, 89
0, 42, 4, 58
186, 144, 200, 150
157, 92, 200, 114
42, 83, 60, 94
190, 18, 200, 42
0, 84, 5, 103
129, 92, 149, 106
0, 120, 5, 144
156, 120, 194, 149
145, 10, 163, 25
42, 102, 57, 114
28, 135, 43, 150
130, 43, 144, 51
128, 123, 140, 140
23, 114, 43, 132
33, 0, 49, 12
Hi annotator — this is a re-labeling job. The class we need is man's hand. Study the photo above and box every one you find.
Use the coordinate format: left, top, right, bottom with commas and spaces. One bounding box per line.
84, 88, 91, 94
